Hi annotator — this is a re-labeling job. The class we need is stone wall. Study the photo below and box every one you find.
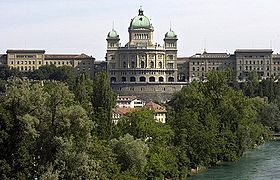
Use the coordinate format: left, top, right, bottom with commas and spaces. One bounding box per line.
111, 82, 188, 103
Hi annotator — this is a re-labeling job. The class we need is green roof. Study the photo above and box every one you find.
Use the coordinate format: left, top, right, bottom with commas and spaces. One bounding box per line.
107, 29, 119, 38
130, 8, 152, 30
165, 30, 177, 38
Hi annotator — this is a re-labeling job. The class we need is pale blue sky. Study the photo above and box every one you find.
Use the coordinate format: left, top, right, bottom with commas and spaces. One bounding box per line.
1, 0, 280, 59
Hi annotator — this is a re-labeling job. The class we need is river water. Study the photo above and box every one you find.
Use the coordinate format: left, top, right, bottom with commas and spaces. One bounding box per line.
188, 141, 280, 180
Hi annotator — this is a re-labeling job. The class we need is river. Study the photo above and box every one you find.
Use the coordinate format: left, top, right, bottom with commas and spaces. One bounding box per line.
188, 141, 280, 180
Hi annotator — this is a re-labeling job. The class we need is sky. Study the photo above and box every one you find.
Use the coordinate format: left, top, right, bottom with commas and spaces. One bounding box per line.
1, 0, 280, 60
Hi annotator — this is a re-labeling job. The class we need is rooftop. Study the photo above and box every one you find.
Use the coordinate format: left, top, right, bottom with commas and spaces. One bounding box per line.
145, 101, 167, 113
235, 49, 273, 53
191, 52, 230, 59
113, 107, 136, 115
45, 53, 93, 60
273, 54, 280, 58
6, 49, 46, 53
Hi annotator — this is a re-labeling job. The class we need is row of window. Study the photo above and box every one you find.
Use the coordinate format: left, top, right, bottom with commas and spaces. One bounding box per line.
16, 55, 36, 58
117, 71, 173, 75
239, 60, 268, 65
111, 76, 175, 83
11, 61, 42, 65
166, 43, 176, 48
119, 54, 164, 60
192, 66, 219, 71
16, 66, 36, 71
119, 87, 177, 92
45, 61, 71, 65
192, 61, 229, 65
121, 61, 164, 69
240, 66, 280, 71
10, 60, 91, 66
133, 33, 149, 40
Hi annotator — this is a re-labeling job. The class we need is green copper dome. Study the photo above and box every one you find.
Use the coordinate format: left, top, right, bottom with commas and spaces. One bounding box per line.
130, 8, 152, 29
165, 30, 177, 38
107, 29, 119, 38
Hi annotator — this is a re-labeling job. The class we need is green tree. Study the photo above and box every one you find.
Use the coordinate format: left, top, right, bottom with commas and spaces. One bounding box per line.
0, 78, 120, 179
0, 65, 22, 80
113, 109, 178, 179
169, 71, 270, 176
73, 73, 93, 112
28, 64, 57, 80
92, 72, 116, 140
259, 103, 280, 132
110, 134, 149, 178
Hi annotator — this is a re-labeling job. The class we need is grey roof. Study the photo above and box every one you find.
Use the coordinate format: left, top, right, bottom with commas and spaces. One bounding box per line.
6, 49, 46, 53
45, 53, 93, 60
235, 49, 273, 53
190, 52, 230, 59
273, 54, 280, 58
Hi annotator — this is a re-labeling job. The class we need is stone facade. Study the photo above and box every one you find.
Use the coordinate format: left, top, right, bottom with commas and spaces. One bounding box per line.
106, 8, 185, 102
111, 83, 186, 103
235, 49, 273, 80
4, 49, 95, 76
116, 95, 145, 108
177, 49, 280, 82
106, 8, 179, 84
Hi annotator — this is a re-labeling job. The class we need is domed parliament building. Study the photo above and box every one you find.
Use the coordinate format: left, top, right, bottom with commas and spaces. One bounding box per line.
106, 8, 185, 102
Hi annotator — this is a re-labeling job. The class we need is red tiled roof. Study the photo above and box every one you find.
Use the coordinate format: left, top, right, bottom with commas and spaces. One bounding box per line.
113, 107, 136, 115
145, 101, 167, 113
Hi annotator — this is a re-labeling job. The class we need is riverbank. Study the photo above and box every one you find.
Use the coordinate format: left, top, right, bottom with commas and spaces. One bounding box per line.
188, 141, 280, 180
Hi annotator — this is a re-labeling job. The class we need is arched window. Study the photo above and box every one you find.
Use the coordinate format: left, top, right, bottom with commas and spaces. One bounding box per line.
110, 77, 116, 83
158, 62, 163, 69
150, 61, 154, 68
178, 73, 186, 82
140, 76, 146, 82
123, 61, 126, 68
159, 77, 164, 82
131, 61, 135, 68
121, 77, 127, 82
168, 77, 174, 82
130, 77, 136, 82
141, 61, 145, 68
149, 76, 155, 82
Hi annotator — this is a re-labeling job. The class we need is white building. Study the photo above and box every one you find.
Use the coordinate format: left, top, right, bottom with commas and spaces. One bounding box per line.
112, 100, 167, 124
116, 95, 145, 108
145, 101, 167, 123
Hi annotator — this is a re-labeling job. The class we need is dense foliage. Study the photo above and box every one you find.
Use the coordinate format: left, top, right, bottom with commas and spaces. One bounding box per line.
168, 72, 271, 177
232, 71, 280, 132
0, 71, 275, 179
0, 65, 76, 93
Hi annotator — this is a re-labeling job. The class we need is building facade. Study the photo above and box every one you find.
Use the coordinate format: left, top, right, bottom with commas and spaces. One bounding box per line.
106, 8, 186, 102
4, 49, 95, 76
106, 8, 178, 84
116, 95, 145, 108
177, 49, 280, 82
112, 100, 167, 124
